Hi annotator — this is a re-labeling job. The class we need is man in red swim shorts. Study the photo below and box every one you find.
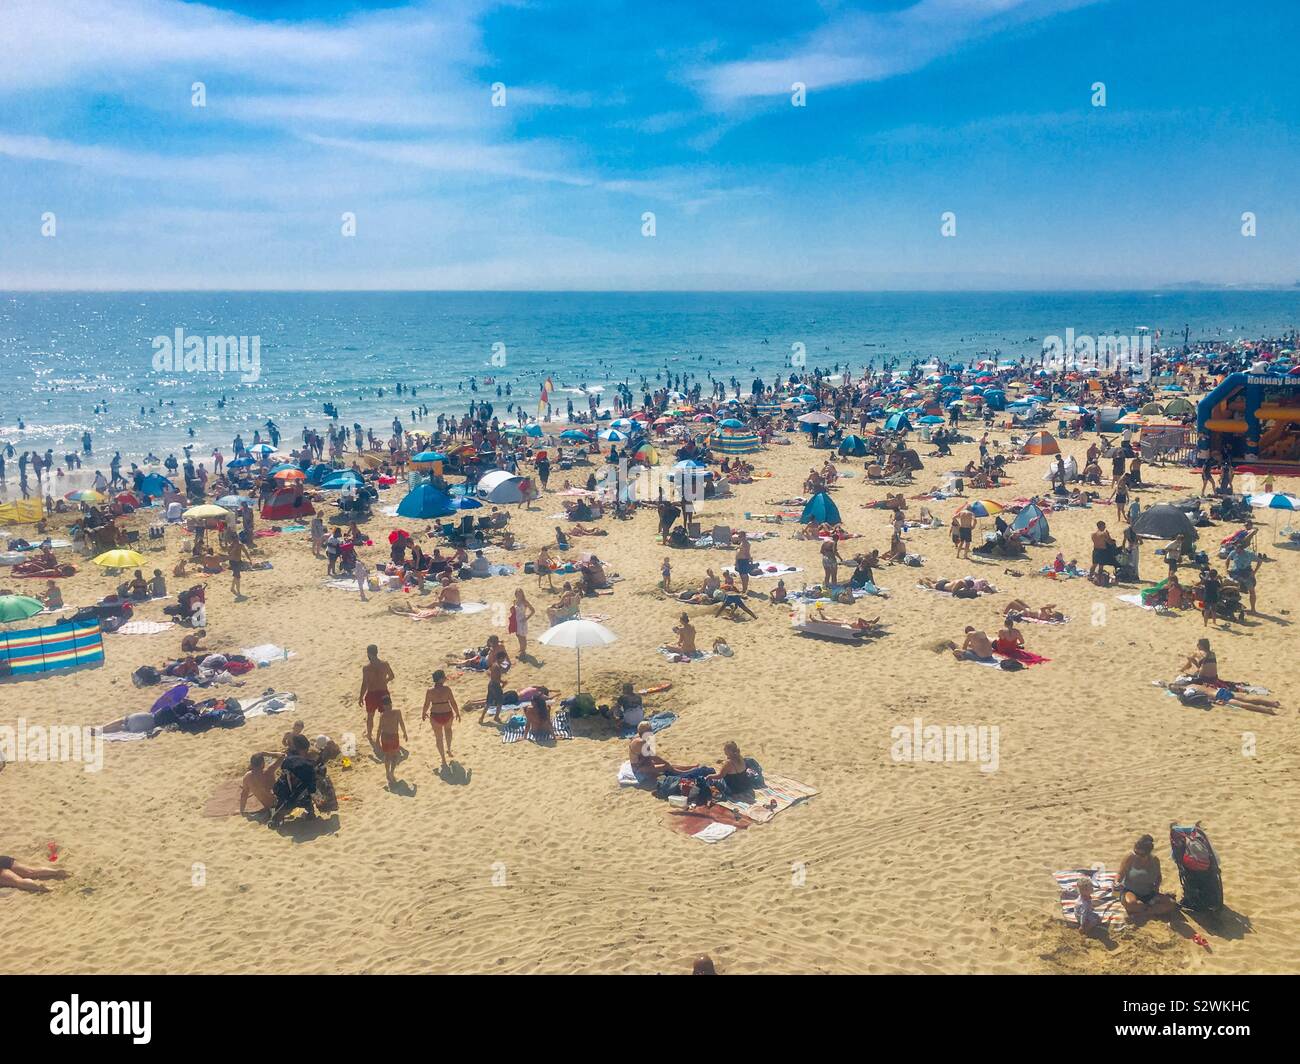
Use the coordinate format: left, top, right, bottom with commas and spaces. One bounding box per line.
358, 643, 395, 743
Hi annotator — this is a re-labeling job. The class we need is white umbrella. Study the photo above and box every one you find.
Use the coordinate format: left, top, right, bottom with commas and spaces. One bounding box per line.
796, 411, 835, 425
538, 618, 617, 693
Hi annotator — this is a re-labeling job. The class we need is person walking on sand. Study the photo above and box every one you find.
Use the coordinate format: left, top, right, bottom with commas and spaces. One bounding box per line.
734, 530, 753, 595
359, 644, 394, 743
479, 649, 509, 724
227, 533, 251, 598
820, 536, 841, 587
423, 669, 461, 769
375, 694, 408, 786
353, 552, 370, 601
954, 507, 976, 560
509, 588, 535, 656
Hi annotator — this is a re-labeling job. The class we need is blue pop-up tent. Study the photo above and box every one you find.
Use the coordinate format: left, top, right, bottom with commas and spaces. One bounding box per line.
884, 413, 912, 433
837, 434, 869, 457
800, 492, 841, 524
1009, 501, 1051, 543
396, 483, 456, 519
139, 473, 174, 496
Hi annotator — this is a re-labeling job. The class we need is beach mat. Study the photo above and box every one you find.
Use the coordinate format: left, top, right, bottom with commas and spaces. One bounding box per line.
715, 773, 818, 824
203, 778, 264, 817
501, 709, 572, 744
1053, 867, 1128, 928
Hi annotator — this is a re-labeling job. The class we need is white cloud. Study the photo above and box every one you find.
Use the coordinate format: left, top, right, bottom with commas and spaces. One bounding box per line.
692, 0, 1104, 103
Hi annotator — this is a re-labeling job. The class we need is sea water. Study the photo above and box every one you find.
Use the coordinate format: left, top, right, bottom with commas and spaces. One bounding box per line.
0, 290, 1295, 475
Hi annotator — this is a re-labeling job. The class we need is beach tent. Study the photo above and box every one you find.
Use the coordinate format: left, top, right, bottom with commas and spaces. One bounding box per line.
1009, 501, 1052, 543
800, 492, 841, 525
396, 483, 456, 519
138, 473, 174, 496
837, 434, 869, 457
476, 470, 529, 504
321, 471, 363, 490
1163, 397, 1195, 417
1132, 503, 1198, 542
884, 413, 911, 433
711, 431, 761, 455
895, 448, 925, 472
1023, 431, 1060, 456
260, 489, 314, 521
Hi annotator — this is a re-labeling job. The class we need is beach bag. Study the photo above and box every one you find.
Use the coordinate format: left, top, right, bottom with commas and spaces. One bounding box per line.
132, 665, 161, 687
568, 692, 597, 717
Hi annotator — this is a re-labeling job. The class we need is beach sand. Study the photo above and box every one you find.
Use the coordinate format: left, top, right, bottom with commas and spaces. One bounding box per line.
3, 425, 1298, 975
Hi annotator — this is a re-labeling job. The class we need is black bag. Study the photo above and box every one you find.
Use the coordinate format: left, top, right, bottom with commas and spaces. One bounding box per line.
132, 665, 161, 687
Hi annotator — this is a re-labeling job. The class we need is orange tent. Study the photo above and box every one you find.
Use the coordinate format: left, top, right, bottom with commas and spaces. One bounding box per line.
1023, 431, 1060, 455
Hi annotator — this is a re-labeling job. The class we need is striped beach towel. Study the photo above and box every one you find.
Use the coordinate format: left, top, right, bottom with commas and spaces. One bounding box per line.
501, 710, 571, 744
1053, 868, 1128, 928
715, 773, 818, 824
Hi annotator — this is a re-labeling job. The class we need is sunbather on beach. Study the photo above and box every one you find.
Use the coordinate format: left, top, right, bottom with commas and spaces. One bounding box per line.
1180, 638, 1218, 682
629, 721, 698, 782
1003, 600, 1064, 622
993, 618, 1024, 654
241, 751, 285, 816
1161, 679, 1280, 714
524, 692, 552, 738
0, 855, 70, 893
665, 612, 697, 656
437, 574, 461, 609
949, 627, 995, 662
770, 579, 788, 604
1117, 835, 1177, 919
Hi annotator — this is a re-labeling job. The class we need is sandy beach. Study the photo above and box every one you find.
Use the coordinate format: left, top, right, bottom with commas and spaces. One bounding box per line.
4, 414, 1298, 976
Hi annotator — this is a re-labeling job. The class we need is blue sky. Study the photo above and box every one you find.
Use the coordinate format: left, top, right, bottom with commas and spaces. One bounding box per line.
0, 0, 1296, 290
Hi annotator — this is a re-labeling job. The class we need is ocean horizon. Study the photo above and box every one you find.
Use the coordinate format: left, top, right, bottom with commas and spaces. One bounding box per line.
3, 289, 1296, 473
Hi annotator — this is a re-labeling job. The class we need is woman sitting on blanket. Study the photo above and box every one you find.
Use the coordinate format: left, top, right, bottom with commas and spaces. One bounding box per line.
993, 618, 1025, 655
578, 555, 609, 595
524, 692, 553, 737
1180, 637, 1218, 682
629, 721, 700, 782
664, 613, 697, 656
1003, 600, 1064, 623
546, 582, 581, 625
705, 741, 756, 794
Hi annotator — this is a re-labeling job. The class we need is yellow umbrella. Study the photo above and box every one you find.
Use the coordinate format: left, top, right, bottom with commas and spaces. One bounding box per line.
93, 549, 146, 569
183, 504, 232, 519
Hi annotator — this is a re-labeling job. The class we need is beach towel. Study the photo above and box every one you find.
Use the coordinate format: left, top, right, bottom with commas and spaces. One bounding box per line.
995, 646, 1050, 666
1017, 614, 1069, 625
657, 647, 715, 664
239, 691, 298, 719
619, 710, 677, 740
501, 709, 572, 744
687, 821, 736, 843
100, 729, 152, 743
1053, 867, 1127, 928
714, 773, 818, 824
112, 620, 175, 636
664, 804, 751, 841
240, 644, 295, 665
750, 561, 802, 578
202, 777, 266, 817
617, 760, 643, 787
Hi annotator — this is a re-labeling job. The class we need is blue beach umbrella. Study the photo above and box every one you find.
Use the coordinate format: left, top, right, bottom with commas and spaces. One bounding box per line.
227, 456, 254, 469
560, 429, 591, 441
523, 424, 544, 437
719, 418, 746, 429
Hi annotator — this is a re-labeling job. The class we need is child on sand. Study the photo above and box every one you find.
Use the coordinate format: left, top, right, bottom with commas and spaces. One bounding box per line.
1074, 876, 1102, 934
375, 694, 408, 785
660, 556, 672, 591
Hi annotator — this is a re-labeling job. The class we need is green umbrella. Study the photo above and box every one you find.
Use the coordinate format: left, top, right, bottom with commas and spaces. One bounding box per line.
0, 594, 46, 623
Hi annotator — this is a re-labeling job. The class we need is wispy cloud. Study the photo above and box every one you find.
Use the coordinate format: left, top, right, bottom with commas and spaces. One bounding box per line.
692, 0, 1105, 104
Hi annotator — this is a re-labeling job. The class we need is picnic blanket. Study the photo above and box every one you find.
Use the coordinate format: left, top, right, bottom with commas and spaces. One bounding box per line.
501, 709, 572, 744
714, 773, 818, 824
1053, 867, 1128, 928
401, 601, 490, 620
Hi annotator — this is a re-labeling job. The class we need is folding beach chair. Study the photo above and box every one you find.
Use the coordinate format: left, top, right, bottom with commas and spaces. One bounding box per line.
711, 524, 733, 547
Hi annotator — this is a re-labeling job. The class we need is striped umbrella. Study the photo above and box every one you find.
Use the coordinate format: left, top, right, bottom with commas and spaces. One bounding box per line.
963, 500, 1003, 518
